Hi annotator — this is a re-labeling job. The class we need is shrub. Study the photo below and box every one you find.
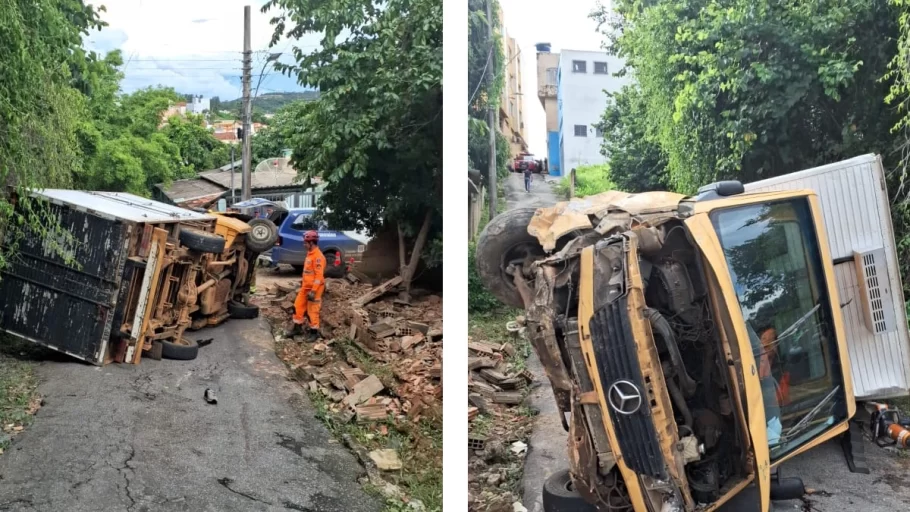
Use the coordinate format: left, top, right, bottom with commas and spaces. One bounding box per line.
468, 241, 503, 313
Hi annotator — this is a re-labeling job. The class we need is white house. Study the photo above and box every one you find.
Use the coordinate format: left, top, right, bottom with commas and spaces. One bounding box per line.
187, 95, 210, 114
557, 49, 629, 174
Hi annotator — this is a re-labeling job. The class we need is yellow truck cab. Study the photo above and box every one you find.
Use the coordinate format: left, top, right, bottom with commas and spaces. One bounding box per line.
476, 154, 906, 511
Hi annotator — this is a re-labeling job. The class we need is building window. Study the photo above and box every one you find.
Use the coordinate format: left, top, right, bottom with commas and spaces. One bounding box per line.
574, 125, 587, 137
595, 126, 604, 137
594, 61, 608, 74
572, 60, 586, 73
546, 67, 558, 86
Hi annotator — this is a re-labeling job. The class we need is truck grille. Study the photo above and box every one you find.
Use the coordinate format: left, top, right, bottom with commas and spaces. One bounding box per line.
589, 298, 666, 478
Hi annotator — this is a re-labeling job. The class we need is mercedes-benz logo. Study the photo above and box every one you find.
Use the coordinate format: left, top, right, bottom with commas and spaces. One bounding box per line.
608, 380, 643, 415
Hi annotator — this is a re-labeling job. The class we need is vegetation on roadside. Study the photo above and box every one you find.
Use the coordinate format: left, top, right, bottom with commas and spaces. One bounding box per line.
556, 163, 616, 198
262, 0, 442, 301
468, 0, 512, 187
0, 338, 45, 451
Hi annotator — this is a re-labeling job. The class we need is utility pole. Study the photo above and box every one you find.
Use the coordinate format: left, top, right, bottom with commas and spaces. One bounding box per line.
486, 0, 498, 219
241, 5, 253, 201
230, 145, 236, 204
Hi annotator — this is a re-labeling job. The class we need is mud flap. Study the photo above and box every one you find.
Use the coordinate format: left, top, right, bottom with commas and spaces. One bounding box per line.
841, 419, 870, 474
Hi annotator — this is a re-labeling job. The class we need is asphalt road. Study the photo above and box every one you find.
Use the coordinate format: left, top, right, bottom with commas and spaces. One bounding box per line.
0, 318, 379, 512
501, 173, 569, 512
503, 173, 910, 510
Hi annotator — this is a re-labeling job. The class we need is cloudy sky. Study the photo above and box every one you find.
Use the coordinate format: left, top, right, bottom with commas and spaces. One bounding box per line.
497, 0, 608, 156
85, 0, 319, 100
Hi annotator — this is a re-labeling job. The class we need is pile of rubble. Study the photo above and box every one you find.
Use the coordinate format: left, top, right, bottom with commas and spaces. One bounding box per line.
467, 319, 535, 512
254, 275, 443, 425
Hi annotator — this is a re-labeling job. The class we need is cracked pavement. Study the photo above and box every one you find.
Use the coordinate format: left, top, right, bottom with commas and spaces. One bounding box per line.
0, 318, 379, 512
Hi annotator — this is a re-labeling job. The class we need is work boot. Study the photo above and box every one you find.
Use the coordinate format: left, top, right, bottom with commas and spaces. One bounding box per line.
284, 323, 304, 338
304, 328, 320, 342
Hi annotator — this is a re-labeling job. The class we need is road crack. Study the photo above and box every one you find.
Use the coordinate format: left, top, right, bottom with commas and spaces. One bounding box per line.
217, 477, 273, 506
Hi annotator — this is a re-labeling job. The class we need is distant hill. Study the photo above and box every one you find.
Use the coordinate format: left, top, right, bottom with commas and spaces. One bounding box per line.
214, 91, 319, 115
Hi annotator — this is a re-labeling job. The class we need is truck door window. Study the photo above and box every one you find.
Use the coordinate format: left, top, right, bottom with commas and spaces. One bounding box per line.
711, 198, 846, 461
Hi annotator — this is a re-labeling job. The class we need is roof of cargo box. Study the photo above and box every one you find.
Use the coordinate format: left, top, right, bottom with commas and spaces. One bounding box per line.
33, 190, 214, 224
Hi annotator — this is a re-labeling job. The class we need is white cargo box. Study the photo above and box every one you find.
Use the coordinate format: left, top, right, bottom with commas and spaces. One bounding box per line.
745, 154, 910, 399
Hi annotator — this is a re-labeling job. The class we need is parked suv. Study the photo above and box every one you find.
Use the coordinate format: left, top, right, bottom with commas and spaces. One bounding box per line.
269, 207, 368, 277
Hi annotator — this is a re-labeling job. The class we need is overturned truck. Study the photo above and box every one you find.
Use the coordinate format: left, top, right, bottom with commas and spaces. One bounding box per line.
0, 190, 278, 365
476, 154, 910, 511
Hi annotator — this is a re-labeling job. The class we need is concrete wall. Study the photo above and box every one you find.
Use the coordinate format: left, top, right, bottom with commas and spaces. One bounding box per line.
548, 131, 561, 175
557, 49, 629, 174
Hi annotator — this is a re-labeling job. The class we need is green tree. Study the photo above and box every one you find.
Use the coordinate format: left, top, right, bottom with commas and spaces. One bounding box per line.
0, 0, 106, 270
76, 86, 195, 194
263, 0, 442, 302
162, 114, 232, 172
595, 0, 900, 193
468, 0, 510, 185
599, 85, 668, 192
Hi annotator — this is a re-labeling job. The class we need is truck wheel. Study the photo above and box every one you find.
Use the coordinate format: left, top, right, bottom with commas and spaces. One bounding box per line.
475, 207, 544, 308
179, 228, 226, 254
245, 218, 279, 253
542, 470, 597, 512
228, 300, 259, 319
161, 338, 199, 361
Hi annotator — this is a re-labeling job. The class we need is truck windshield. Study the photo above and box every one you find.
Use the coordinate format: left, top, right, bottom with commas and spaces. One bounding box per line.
711, 198, 847, 461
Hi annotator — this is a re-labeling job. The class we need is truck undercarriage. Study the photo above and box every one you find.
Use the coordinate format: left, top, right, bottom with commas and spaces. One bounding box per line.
510, 216, 750, 510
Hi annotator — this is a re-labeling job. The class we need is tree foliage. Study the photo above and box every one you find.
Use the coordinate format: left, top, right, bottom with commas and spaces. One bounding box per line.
599, 85, 668, 192
262, 0, 441, 231
262, 0, 442, 298
467, 0, 510, 184
596, 0, 900, 193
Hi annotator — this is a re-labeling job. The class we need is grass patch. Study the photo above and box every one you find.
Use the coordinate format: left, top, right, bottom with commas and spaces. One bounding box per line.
0, 337, 42, 450
555, 163, 615, 199
469, 308, 529, 370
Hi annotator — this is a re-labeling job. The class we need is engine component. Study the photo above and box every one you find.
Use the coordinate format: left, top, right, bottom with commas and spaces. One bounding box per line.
648, 309, 697, 396
652, 259, 699, 325
694, 409, 724, 451
678, 435, 704, 464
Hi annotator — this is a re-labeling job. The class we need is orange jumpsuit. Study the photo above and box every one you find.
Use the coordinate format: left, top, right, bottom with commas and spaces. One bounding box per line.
293, 246, 326, 328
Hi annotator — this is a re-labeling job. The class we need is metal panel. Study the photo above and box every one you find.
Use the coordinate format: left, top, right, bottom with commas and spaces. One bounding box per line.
34, 189, 214, 224
745, 154, 910, 398
0, 202, 129, 364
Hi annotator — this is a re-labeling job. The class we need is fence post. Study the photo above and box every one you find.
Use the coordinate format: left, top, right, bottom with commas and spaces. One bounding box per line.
570, 168, 576, 198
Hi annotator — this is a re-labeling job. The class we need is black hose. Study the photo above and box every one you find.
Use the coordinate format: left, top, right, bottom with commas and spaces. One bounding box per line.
647, 308, 697, 396
667, 376, 694, 429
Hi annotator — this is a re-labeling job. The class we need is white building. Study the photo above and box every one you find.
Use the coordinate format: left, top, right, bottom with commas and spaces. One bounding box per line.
557, 49, 629, 174
187, 95, 210, 114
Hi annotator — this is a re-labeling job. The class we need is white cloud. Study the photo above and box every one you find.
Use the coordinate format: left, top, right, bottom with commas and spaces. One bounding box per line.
84, 0, 322, 99
498, 0, 607, 156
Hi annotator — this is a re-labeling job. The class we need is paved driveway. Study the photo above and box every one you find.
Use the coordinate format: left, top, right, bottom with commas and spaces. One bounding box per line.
0, 318, 378, 512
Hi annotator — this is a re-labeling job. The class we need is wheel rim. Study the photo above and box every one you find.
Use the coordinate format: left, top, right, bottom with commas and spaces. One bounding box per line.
251, 225, 270, 241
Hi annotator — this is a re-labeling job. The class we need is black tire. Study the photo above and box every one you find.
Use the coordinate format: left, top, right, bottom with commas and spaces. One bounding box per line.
475, 207, 544, 309
245, 218, 279, 253
179, 228, 226, 254
323, 250, 345, 278
542, 470, 596, 512
227, 300, 259, 319
160, 338, 199, 361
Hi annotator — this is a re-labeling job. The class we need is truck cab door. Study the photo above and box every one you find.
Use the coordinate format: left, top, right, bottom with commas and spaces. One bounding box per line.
686, 214, 771, 512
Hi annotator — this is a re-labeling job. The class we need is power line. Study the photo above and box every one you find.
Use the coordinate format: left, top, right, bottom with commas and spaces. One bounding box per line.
468, 44, 494, 106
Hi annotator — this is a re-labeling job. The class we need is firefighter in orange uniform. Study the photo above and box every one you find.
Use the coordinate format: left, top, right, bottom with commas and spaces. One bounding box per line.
288, 230, 325, 341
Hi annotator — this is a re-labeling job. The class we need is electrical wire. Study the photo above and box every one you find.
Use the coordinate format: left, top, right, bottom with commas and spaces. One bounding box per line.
467, 43, 494, 107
